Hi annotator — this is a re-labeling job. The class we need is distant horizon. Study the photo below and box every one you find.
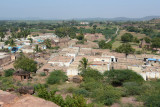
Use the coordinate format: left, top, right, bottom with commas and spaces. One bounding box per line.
1, 0, 160, 20
0, 15, 160, 21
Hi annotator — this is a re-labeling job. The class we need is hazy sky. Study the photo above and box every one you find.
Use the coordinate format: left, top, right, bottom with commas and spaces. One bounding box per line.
0, 0, 159, 19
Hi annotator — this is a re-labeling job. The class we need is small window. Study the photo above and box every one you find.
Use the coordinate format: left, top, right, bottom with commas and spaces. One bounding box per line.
111, 58, 114, 62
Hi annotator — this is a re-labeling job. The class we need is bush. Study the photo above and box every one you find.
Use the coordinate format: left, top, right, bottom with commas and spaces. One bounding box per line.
93, 85, 122, 106
47, 70, 67, 85
39, 72, 46, 76
4, 69, 15, 77
104, 69, 144, 86
144, 94, 160, 107
67, 87, 75, 93
74, 88, 90, 97
123, 82, 142, 96
36, 86, 93, 107
80, 79, 103, 92
81, 68, 104, 82
0, 77, 15, 90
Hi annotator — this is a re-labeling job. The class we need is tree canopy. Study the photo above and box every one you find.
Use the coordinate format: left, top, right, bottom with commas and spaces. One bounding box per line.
104, 69, 144, 86
121, 33, 133, 42
14, 55, 37, 73
115, 43, 135, 57
98, 40, 112, 49
151, 37, 160, 49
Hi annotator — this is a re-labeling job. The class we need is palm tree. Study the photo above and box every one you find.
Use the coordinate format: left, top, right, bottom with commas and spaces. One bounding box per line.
78, 57, 91, 72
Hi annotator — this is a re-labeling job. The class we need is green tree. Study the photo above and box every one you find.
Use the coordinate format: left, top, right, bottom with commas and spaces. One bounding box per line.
35, 45, 41, 53
44, 39, 51, 49
47, 70, 67, 85
115, 43, 135, 57
144, 37, 151, 43
121, 33, 133, 42
14, 55, 37, 73
77, 32, 84, 40
9, 39, 16, 47
4, 69, 15, 77
98, 40, 112, 49
28, 38, 33, 43
104, 69, 144, 86
93, 25, 97, 30
0, 32, 5, 42
78, 57, 91, 72
151, 37, 160, 50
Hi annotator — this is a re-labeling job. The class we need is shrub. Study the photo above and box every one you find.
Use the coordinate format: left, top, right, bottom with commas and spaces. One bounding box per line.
67, 87, 75, 93
4, 69, 15, 77
81, 68, 104, 82
47, 70, 67, 85
123, 82, 142, 96
39, 72, 46, 76
104, 69, 144, 86
65, 94, 92, 107
0, 77, 15, 90
35, 86, 93, 107
80, 79, 103, 92
74, 88, 90, 97
93, 85, 121, 106
144, 94, 160, 107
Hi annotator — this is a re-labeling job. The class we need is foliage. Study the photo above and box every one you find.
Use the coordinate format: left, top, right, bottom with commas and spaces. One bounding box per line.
104, 69, 144, 86
78, 57, 91, 71
137, 80, 160, 107
44, 39, 51, 49
35, 45, 42, 52
35, 86, 92, 107
126, 26, 141, 33
92, 85, 122, 106
0, 77, 16, 91
98, 40, 112, 49
144, 94, 160, 107
47, 70, 67, 85
151, 37, 160, 49
73, 88, 90, 97
77, 33, 84, 40
115, 43, 135, 57
81, 68, 103, 82
39, 72, 46, 76
9, 39, 16, 47
55, 27, 76, 38
80, 79, 103, 92
121, 33, 133, 42
14, 55, 37, 72
123, 82, 143, 96
144, 37, 151, 43
4, 69, 15, 77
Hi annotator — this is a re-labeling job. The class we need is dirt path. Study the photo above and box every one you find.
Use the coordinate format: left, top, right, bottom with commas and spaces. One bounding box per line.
105, 26, 119, 43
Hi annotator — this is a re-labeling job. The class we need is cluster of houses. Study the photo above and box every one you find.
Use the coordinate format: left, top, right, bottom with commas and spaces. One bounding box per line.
0, 33, 70, 54
38, 44, 160, 81
0, 32, 160, 81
